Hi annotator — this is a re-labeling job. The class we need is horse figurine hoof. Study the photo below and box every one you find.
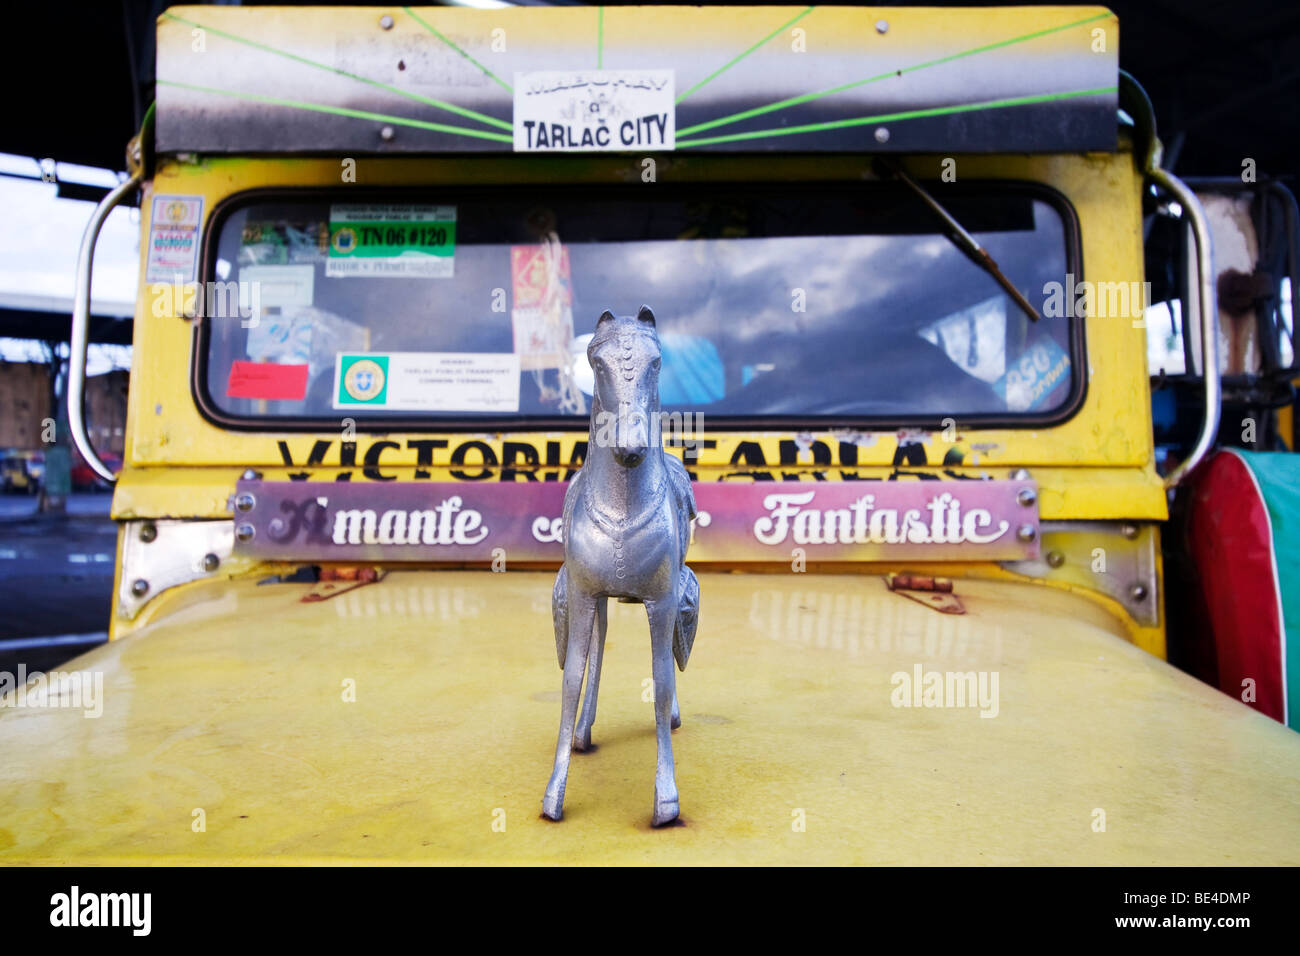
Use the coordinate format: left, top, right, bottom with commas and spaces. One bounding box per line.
544, 306, 701, 829
542, 786, 565, 822
652, 796, 680, 828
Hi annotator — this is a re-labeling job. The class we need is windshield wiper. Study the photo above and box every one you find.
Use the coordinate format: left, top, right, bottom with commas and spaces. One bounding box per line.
876, 159, 1040, 323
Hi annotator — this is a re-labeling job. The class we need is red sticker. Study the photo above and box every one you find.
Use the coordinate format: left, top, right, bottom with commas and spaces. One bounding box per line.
226, 361, 309, 401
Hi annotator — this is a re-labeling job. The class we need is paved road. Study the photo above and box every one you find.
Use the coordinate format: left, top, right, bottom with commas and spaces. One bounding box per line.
0, 491, 114, 519
0, 493, 115, 672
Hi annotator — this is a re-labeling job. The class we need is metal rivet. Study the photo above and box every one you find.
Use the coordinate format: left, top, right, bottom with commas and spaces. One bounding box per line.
236, 524, 256, 543
1121, 523, 1139, 540
203, 553, 220, 572
1017, 487, 1037, 507
380, 126, 395, 141
1017, 525, 1037, 543
235, 493, 256, 513
1046, 550, 1065, 568
1010, 468, 1032, 481
875, 19, 889, 34
874, 127, 890, 143
1129, 584, 1148, 602
241, 469, 259, 481
139, 522, 157, 543
131, 579, 150, 598
380, 14, 394, 30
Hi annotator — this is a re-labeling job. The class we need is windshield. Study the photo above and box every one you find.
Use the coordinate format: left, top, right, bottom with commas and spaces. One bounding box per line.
197, 184, 1078, 427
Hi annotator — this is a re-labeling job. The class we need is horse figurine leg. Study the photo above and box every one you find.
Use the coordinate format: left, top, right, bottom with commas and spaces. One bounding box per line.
574, 597, 608, 752
542, 589, 597, 821
647, 598, 680, 826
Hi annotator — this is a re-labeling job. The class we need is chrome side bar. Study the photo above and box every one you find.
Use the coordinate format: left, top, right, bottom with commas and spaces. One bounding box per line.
1150, 167, 1221, 488
69, 169, 142, 484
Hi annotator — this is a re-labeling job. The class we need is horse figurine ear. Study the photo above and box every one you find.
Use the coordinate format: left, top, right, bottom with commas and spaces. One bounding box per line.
637, 305, 656, 325
597, 310, 616, 325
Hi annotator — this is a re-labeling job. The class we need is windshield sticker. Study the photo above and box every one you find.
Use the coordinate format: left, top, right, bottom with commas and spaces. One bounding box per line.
246, 313, 313, 367
240, 264, 315, 310
145, 195, 204, 283
513, 70, 674, 152
334, 352, 521, 412
993, 336, 1071, 411
326, 205, 456, 278
511, 242, 574, 371
226, 361, 309, 401
239, 219, 328, 266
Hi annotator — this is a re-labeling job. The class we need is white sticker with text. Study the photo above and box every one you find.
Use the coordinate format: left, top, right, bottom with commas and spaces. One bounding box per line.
334, 352, 521, 412
514, 70, 674, 152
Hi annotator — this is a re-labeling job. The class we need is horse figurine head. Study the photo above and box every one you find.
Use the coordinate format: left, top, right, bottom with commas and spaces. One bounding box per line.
544, 305, 700, 828
587, 305, 662, 469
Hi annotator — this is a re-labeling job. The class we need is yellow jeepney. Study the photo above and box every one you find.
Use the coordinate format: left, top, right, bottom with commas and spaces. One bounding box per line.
2, 4, 1298, 864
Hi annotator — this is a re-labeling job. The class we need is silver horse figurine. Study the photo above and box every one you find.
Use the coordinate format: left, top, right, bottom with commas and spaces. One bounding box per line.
543, 305, 700, 827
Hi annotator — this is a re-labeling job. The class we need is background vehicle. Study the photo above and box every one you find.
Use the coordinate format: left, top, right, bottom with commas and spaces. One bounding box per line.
1, 450, 44, 495
1, 4, 1297, 865
70, 451, 121, 491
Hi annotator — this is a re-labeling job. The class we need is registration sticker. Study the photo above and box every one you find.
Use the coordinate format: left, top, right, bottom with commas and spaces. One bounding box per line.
514, 70, 674, 152
326, 205, 456, 277
334, 352, 521, 412
145, 195, 203, 283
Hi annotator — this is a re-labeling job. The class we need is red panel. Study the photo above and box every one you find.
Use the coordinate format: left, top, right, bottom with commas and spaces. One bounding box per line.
225, 362, 309, 401
1187, 452, 1286, 722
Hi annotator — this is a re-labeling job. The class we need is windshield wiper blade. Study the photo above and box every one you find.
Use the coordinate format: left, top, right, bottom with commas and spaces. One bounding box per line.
877, 160, 1040, 323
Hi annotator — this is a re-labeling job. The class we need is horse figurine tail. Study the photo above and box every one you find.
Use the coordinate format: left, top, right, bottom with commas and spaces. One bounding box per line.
552, 563, 569, 669
673, 564, 699, 671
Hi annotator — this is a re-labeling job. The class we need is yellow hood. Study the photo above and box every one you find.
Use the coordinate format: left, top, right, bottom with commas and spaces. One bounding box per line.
2, 569, 1297, 864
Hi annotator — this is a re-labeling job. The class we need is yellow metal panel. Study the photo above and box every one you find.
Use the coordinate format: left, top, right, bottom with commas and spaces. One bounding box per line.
2, 570, 1295, 864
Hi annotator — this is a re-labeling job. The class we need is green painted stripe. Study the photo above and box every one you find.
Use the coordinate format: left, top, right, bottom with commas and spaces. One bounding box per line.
157, 80, 514, 143
597, 7, 604, 69
676, 6, 816, 105
678, 10, 1112, 137
404, 6, 514, 95
162, 11, 511, 132
675, 86, 1116, 148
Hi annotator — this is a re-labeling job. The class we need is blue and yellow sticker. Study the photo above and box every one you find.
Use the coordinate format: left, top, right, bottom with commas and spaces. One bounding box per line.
993, 336, 1071, 411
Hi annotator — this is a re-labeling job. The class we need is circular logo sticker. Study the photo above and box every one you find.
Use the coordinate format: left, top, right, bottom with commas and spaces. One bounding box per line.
331, 227, 358, 255
165, 200, 190, 222
343, 359, 386, 402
